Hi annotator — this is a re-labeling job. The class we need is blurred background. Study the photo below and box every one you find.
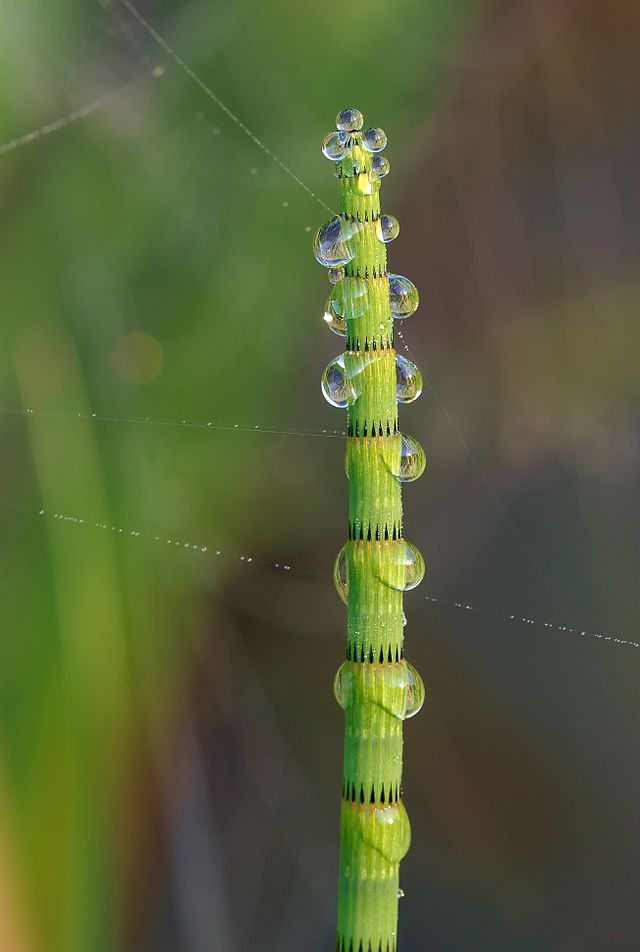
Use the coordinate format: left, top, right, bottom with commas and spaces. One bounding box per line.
1, 0, 639, 949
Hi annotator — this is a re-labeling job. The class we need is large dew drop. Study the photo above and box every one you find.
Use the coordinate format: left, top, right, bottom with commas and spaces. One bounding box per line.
384, 434, 426, 482
402, 662, 426, 718
381, 661, 427, 720
369, 802, 411, 864
322, 130, 350, 161
314, 216, 359, 268
322, 355, 352, 407
390, 662, 426, 719
330, 276, 369, 321
363, 127, 388, 152
321, 352, 371, 407
388, 273, 419, 319
376, 213, 400, 244
336, 108, 363, 132
378, 540, 425, 592
333, 544, 349, 604
396, 354, 423, 403
333, 662, 354, 708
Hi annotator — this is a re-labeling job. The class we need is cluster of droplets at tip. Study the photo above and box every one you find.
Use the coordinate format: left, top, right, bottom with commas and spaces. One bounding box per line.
315, 108, 427, 951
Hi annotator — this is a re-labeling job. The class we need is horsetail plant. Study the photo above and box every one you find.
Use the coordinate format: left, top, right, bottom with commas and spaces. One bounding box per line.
314, 108, 426, 952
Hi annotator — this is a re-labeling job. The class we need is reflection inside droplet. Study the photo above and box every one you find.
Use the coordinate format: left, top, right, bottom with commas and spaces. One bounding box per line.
396, 355, 423, 403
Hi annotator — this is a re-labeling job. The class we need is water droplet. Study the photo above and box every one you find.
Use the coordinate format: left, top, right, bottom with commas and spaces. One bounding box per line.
330, 276, 369, 321
333, 544, 349, 604
363, 127, 388, 152
382, 661, 426, 720
321, 352, 370, 407
322, 355, 351, 408
378, 540, 425, 592
372, 154, 390, 177
376, 213, 400, 243
328, 266, 346, 285
384, 434, 426, 482
313, 216, 360, 268
401, 663, 426, 718
388, 274, 419, 319
323, 295, 347, 337
396, 354, 423, 403
398, 889, 405, 898
402, 612, 407, 627
369, 803, 411, 863
333, 662, 354, 708
336, 107, 363, 132
322, 130, 351, 161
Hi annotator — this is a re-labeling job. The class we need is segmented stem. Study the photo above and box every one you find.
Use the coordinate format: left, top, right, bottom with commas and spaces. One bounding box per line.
315, 112, 425, 952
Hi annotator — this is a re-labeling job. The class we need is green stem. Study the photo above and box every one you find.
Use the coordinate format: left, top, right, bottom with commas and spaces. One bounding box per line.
316, 117, 425, 952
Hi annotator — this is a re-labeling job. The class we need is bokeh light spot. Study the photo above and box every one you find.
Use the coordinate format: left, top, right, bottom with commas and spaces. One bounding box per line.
111, 332, 163, 384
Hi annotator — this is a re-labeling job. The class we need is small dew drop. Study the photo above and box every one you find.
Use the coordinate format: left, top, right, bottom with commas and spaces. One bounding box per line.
396, 354, 423, 403
377, 214, 400, 244
388, 273, 419, 319
372, 154, 390, 177
363, 127, 387, 152
384, 434, 427, 482
322, 130, 350, 161
336, 108, 363, 132
398, 889, 405, 899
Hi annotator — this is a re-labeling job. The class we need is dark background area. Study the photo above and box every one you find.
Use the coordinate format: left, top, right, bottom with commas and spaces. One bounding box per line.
0, 0, 638, 950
